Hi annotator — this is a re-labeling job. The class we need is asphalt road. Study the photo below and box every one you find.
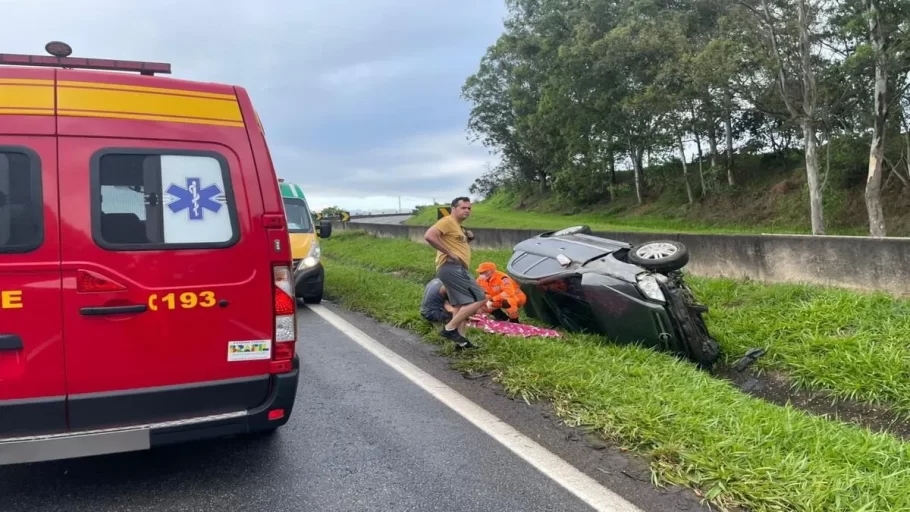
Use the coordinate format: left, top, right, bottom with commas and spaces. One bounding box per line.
349, 214, 413, 225
0, 305, 709, 512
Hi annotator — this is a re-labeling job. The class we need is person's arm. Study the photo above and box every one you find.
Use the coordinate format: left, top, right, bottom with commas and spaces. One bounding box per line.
424, 224, 462, 266
499, 277, 517, 300
491, 277, 518, 304
443, 301, 455, 313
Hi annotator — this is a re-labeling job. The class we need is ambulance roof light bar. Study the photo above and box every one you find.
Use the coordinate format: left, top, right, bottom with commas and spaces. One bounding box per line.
0, 41, 171, 76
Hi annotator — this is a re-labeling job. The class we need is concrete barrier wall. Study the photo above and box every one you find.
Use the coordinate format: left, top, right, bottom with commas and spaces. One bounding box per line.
332, 221, 910, 296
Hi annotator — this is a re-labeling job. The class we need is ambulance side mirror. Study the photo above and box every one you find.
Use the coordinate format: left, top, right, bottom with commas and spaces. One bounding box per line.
318, 220, 332, 239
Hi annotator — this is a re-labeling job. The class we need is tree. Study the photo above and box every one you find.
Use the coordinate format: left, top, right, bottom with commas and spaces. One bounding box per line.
734, 0, 831, 234
865, 0, 889, 236
460, 0, 910, 237
832, 0, 910, 236
320, 206, 345, 218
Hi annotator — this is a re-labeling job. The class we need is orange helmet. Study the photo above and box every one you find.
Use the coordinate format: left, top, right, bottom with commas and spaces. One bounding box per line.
476, 262, 497, 274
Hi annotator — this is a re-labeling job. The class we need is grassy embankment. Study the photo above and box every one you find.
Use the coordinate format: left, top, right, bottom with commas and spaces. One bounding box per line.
407, 152, 910, 237
321, 230, 910, 512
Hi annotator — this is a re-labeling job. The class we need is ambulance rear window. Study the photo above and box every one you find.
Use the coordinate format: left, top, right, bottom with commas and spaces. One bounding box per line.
91, 149, 240, 250
0, 149, 43, 253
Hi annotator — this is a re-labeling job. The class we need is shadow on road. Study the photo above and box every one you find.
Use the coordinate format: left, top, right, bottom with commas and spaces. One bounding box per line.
1, 433, 289, 510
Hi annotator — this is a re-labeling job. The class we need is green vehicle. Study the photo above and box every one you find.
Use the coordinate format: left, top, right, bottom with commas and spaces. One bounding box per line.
279, 179, 332, 304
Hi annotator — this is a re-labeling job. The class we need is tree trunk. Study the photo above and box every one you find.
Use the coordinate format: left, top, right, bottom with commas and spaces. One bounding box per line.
823, 129, 831, 190
708, 122, 718, 169
609, 147, 617, 184
865, 0, 887, 238
678, 133, 694, 204
803, 119, 825, 235
888, 159, 909, 188
796, 0, 823, 235
636, 146, 645, 198
694, 128, 706, 196
724, 91, 735, 186
608, 149, 616, 202
900, 109, 910, 182
630, 144, 643, 205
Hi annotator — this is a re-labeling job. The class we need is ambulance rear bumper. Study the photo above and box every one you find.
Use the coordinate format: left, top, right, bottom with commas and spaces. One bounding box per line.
0, 358, 299, 466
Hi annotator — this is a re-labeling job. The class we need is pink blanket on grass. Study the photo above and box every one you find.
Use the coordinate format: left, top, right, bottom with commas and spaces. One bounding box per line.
467, 314, 562, 338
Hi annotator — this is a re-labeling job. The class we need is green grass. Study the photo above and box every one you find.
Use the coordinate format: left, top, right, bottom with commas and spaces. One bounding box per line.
407, 200, 776, 235
695, 279, 910, 411
325, 230, 910, 416
405, 180, 900, 237
321, 231, 910, 511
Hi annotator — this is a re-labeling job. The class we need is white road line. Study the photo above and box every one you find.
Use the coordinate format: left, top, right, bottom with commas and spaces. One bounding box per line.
308, 304, 644, 512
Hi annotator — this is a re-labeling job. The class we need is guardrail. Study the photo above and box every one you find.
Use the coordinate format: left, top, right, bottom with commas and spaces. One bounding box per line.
347, 213, 414, 220
333, 221, 910, 296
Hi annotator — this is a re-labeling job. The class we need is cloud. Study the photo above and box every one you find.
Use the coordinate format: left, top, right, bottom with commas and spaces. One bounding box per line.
0, 0, 508, 211
320, 58, 417, 90
272, 129, 499, 200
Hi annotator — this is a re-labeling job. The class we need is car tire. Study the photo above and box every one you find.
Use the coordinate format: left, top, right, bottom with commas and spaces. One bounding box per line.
628, 240, 689, 273
303, 289, 323, 304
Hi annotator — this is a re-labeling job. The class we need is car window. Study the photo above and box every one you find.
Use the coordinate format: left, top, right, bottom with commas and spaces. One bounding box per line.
283, 197, 313, 233
93, 151, 238, 249
0, 149, 42, 253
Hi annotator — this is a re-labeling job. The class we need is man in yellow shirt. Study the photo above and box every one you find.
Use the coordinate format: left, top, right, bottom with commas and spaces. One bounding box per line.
423, 197, 486, 349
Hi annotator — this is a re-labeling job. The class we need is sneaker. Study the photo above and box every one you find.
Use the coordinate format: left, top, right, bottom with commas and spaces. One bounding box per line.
440, 327, 460, 341
441, 328, 477, 350
454, 338, 478, 350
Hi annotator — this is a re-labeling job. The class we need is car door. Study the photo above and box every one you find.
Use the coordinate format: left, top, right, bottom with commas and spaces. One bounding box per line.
58, 138, 274, 431
0, 139, 66, 438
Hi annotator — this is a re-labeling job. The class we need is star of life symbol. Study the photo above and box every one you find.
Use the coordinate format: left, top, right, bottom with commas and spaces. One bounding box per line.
165, 178, 226, 221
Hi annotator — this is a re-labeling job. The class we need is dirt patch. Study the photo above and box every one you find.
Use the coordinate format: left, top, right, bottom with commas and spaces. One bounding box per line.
713, 364, 910, 440
770, 180, 797, 195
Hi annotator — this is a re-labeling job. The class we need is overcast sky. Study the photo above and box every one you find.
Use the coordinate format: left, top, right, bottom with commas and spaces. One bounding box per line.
0, 0, 506, 212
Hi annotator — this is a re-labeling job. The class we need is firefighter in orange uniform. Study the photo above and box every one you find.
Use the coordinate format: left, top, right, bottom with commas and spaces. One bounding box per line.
475, 262, 526, 323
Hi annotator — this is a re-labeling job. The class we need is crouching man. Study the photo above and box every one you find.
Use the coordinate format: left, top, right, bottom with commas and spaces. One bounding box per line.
476, 261, 526, 323
420, 278, 454, 324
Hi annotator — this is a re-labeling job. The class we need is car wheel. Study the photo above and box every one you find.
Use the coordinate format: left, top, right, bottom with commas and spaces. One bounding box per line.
628, 240, 689, 273
304, 289, 323, 304
546, 225, 593, 237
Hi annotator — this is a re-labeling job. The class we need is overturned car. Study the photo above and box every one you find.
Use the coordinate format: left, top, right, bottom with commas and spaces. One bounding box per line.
506, 226, 720, 367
